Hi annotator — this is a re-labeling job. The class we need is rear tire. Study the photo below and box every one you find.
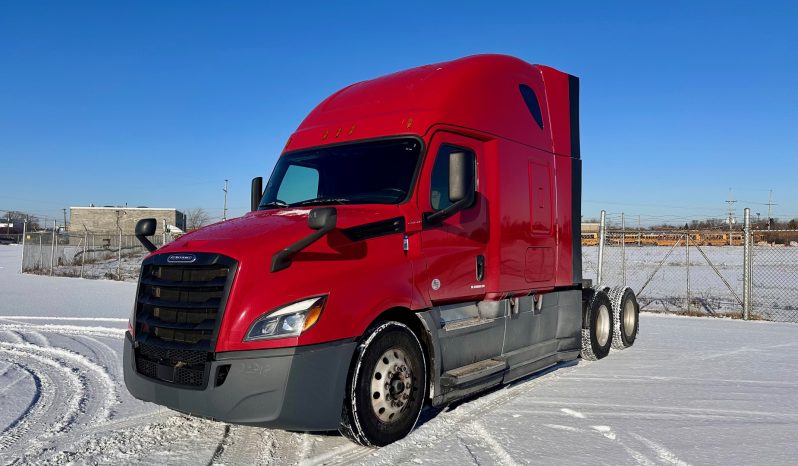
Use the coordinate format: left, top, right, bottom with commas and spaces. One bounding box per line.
339, 321, 427, 447
580, 290, 613, 361
609, 286, 639, 349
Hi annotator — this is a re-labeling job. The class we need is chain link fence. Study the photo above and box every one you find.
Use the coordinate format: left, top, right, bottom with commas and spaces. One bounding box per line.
750, 231, 798, 322
587, 210, 798, 323
21, 229, 175, 281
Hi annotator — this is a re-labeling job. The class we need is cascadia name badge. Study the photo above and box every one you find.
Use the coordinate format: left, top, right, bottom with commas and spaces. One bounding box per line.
167, 254, 197, 264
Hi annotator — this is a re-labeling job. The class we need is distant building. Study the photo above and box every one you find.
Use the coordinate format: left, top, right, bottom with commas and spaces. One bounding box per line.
69, 207, 186, 237
582, 222, 600, 233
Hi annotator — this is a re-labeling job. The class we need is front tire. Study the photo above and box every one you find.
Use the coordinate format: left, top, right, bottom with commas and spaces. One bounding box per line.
339, 321, 427, 447
581, 290, 614, 361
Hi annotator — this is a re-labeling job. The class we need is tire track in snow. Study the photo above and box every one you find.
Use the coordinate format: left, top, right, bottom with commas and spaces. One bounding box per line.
0, 363, 42, 450
0, 363, 34, 396
464, 421, 519, 466
39, 415, 225, 465
210, 425, 278, 466
0, 330, 24, 344
0, 323, 124, 339
14, 330, 50, 347
0, 345, 83, 456
629, 433, 691, 466
0, 340, 119, 460
1, 341, 118, 420
542, 407, 669, 466
0, 316, 127, 323
364, 361, 584, 465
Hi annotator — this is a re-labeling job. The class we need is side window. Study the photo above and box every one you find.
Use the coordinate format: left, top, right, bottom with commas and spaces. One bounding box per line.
276, 165, 319, 204
519, 84, 544, 129
430, 145, 476, 211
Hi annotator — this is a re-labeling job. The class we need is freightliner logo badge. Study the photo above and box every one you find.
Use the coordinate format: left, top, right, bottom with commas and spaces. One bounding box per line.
167, 254, 197, 264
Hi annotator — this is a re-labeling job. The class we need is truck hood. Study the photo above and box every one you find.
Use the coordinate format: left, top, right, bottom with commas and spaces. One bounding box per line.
157, 205, 404, 261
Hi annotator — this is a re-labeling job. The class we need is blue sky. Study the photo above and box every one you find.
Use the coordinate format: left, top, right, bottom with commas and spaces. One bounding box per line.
1, 1, 796, 226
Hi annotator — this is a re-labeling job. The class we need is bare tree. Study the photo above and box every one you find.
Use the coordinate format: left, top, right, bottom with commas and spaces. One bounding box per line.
2, 211, 40, 233
185, 208, 211, 230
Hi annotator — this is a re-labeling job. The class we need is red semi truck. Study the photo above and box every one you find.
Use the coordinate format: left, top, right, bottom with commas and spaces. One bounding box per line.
124, 54, 639, 446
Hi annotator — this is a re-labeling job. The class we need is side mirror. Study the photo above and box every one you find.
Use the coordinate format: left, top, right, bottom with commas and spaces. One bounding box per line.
308, 207, 337, 230
449, 151, 468, 203
135, 218, 157, 252
251, 177, 263, 212
423, 151, 475, 226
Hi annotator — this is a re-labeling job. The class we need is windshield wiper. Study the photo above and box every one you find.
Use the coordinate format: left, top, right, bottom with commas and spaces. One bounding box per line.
259, 200, 288, 210
291, 197, 350, 207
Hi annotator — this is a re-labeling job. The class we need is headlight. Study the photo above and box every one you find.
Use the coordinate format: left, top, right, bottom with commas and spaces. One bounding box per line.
244, 296, 327, 342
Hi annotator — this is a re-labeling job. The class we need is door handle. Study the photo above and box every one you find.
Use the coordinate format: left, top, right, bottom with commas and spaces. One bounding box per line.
476, 255, 485, 281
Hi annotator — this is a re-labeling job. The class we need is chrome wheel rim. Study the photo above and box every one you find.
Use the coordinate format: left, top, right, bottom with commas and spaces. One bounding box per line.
370, 347, 413, 423
624, 299, 636, 338
597, 304, 610, 347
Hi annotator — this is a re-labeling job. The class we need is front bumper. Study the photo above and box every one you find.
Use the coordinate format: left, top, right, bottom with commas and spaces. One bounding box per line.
123, 333, 356, 431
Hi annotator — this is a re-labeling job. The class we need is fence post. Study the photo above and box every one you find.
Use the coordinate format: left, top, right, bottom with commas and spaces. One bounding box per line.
117, 229, 122, 280
20, 220, 27, 273
597, 210, 606, 285
50, 220, 56, 276
621, 212, 626, 287
81, 230, 88, 278
743, 208, 751, 320
39, 234, 43, 270
686, 231, 691, 311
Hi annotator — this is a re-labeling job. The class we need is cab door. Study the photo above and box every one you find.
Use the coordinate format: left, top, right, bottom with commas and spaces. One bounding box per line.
418, 132, 488, 304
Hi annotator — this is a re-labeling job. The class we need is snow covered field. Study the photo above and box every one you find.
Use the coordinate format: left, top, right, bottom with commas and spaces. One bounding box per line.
1, 244, 797, 465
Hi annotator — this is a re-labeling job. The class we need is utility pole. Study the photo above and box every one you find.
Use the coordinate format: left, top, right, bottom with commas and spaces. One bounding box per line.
726, 189, 736, 246
6, 212, 10, 235
223, 179, 229, 221
766, 189, 775, 230
637, 214, 642, 246
62, 208, 68, 232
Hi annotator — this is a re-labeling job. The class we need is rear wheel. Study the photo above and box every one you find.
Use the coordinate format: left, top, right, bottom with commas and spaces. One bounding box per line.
609, 286, 639, 349
580, 290, 613, 360
339, 321, 427, 447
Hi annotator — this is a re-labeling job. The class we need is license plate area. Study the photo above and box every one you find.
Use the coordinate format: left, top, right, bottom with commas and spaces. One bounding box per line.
156, 363, 176, 382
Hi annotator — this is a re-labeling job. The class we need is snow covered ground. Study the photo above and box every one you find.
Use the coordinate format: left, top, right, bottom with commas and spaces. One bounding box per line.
1, 243, 797, 465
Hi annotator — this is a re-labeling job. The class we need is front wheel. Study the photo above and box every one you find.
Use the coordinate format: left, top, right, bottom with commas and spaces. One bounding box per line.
339, 321, 427, 447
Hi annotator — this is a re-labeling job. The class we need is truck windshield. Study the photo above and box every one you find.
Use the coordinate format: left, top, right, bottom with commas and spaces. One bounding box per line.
259, 138, 422, 208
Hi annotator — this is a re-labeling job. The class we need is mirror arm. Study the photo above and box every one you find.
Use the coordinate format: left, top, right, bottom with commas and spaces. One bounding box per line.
423, 190, 476, 227
136, 233, 157, 253
271, 223, 334, 272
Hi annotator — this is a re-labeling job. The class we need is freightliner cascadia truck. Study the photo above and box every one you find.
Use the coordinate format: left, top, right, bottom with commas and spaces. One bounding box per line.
124, 54, 639, 446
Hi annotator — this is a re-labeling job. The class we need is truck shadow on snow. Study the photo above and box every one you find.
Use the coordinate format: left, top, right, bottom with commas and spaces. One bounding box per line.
416, 359, 580, 429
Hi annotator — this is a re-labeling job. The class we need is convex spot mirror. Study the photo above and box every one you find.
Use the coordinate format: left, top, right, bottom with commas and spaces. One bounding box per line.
135, 218, 158, 252
135, 218, 157, 237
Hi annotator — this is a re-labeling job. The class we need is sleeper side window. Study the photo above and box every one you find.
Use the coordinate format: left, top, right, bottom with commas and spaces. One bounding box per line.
429, 144, 476, 211
519, 84, 544, 129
